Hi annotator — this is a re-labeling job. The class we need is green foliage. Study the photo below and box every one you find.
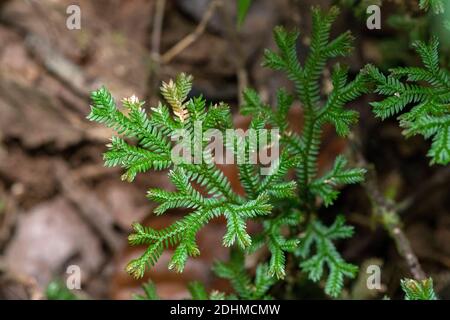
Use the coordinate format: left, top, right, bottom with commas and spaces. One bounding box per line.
419, 0, 445, 14
248, 210, 301, 279
187, 281, 209, 300
89, 6, 366, 299
89, 74, 290, 280
298, 216, 358, 297
46, 280, 78, 300
401, 278, 438, 300
133, 280, 160, 300
213, 249, 276, 300
366, 37, 450, 165
260, 6, 367, 196
246, 6, 366, 296
310, 156, 367, 207
237, 0, 252, 27
338, 0, 450, 68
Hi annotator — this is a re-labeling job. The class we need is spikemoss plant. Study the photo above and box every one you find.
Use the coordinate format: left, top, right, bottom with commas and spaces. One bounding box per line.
90, 6, 448, 299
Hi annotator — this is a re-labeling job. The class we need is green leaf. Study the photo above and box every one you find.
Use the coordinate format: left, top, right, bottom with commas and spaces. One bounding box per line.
310, 156, 366, 207
188, 281, 209, 300
133, 281, 160, 300
419, 0, 445, 14
213, 249, 275, 299
367, 38, 450, 165
46, 280, 78, 300
401, 278, 438, 300
299, 216, 358, 297
237, 0, 252, 27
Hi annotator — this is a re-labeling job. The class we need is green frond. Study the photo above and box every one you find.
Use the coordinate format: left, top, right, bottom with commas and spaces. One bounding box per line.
241, 87, 294, 133
367, 38, 450, 165
238, 162, 260, 199
298, 216, 358, 297
267, 181, 297, 199
401, 278, 438, 300
257, 152, 296, 195
302, 6, 343, 106
89, 6, 369, 297
203, 102, 233, 131
126, 208, 212, 277
428, 124, 450, 165
213, 250, 253, 299
150, 103, 181, 135
104, 137, 171, 182
264, 6, 366, 196
275, 89, 294, 131
322, 31, 354, 59
254, 263, 277, 299
250, 211, 301, 279
126, 242, 164, 278
89, 89, 172, 155
419, 0, 445, 14
223, 193, 273, 248
160, 73, 193, 123
213, 249, 275, 299
241, 88, 273, 118
263, 27, 302, 86
310, 156, 366, 207
412, 37, 440, 74
223, 207, 252, 248
133, 280, 160, 300
320, 65, 368, 137
183, 163, 239, 202
188, 281, 209, 300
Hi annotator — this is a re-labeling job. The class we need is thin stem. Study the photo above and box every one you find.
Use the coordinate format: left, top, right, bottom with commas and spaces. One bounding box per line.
161, 0, 221, 64
349, 132, 426, 281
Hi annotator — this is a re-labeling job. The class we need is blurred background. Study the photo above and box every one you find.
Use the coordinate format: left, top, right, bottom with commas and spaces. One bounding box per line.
0, 0, 449, 299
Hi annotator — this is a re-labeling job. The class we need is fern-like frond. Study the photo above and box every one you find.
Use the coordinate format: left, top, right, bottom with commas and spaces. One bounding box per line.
105, 137, 171, 182
249, 210, 301, 279
310, 156, 366, 207
298, 216, 358, 297
419, 0, 445, 14
213, 249, 276, 299
133, 280, 160, 300
401, 278, 438, 300
367, 37, 450, 165
160, 73, 193, 123
89, 6, 369, 298
262, 6, 367, 200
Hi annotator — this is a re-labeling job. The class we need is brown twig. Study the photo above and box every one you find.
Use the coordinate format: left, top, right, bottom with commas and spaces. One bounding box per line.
145, 0, 166, 103
218, 1, 248, 105
151, 0, 166, 60
349, 132, 426, 281
24, 33, 93, 100
160, 0, 221, 64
